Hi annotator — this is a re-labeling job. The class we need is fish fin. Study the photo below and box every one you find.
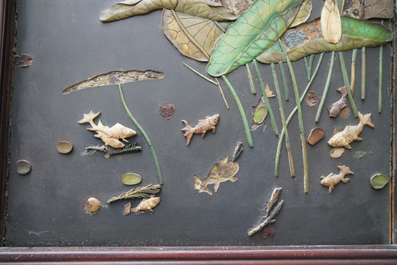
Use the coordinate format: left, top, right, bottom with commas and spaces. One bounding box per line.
345, 144, 352, 149
197, 119, 207, 126
342, 177, 350, 183
320, 175, 325, 179
220, 156, 228, 163
121, 138, 129, 142
205, 116, 210, 119
213, 182, 220, 192
329, 186, 334, 193
333, 128, 338, 135
327, 108, 331, 113
202, 131, 207, 138
355, 137, 362, 141
230, 176, 238, 182
212, 127, 216, 133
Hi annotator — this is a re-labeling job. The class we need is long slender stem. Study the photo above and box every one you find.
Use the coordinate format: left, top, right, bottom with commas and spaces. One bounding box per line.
271, 63, 294, 177
278, 62, 289, 101
309, 54, 315, 80
315, 52, 335, 123
221, 75, 254, 148
350, 49, 358, 95
183, 63, 217, 85
246, 63, 256, 95
304, 57, 310, 82
118, 84, 163, 185
338, 52, 358, 118
379, 44, 383, 113
253, 60, 279, 136
215, 77, 229, 109
278, 40, 308, 193
275, 53, 324, 178
361, 47, 366, 100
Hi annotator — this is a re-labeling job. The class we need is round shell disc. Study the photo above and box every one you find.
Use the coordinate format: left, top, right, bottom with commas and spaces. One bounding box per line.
16, 160, 31, 175
122, 173, 142, 185
57, 141, 73, 154
370, 174, 389, 190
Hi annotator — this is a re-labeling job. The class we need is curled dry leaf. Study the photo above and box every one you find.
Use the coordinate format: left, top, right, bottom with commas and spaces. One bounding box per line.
290, 0, 312, 28
321, 0, 342, 44
88, 197, 101, 213
305, 91, 320, 107
14, 54, 33, 68
307, 128, 325, 145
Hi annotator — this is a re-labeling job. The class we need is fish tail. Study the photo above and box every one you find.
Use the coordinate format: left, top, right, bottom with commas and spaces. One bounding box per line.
78, 111, 100, 128
359, 112, 375, 128
337, 86, 347, 96
181, 120, 194, 145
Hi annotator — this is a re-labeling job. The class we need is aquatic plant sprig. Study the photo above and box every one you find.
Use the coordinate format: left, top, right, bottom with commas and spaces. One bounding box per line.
361, 47, 366, 100
253, 59, 279, 136
278, 39, 309, 193
275, 53, 324, 178
315, 52, 335, 123
350, 49, 358, 95
271, 63, 294, 177
118, 84, 163, 185
221, 75, 254, 148
246, 63, 256, 95
338, 52, 358, 118
278, 62, 289, 101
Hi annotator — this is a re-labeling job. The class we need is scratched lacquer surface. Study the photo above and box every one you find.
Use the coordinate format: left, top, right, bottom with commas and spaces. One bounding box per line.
5, 0, 394, 246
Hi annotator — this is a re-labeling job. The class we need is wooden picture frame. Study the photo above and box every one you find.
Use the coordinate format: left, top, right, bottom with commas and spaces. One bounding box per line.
0, 0, 396, 263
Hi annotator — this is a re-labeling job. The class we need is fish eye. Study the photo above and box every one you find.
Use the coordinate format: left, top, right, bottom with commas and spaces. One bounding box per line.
336, 141, 340, 145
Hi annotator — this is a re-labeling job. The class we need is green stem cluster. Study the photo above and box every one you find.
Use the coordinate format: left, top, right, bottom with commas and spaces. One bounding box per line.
338, 52, 358, 118
315, 52, 335, 123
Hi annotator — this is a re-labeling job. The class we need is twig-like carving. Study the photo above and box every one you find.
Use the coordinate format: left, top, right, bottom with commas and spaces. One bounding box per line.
107, 184, 161, 203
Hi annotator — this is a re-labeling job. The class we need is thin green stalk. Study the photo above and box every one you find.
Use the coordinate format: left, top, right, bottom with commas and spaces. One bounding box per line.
246, 63, 256, 95
309, 54, 315, 80
278, 39, 309, 194
275, 53, 324, 178
278, 61, 289, 101
315, 52, 335, 123
221, 75, 254, 148
183, 63, 217, 85
379, 44, 383, 113
361, 47, 366, 100
118, 84, 163, 185
350, 49, 358, 95
271, 63, 295, 177
304, 57, 310, 82
253, 59, 279, 136
338, 52, 358, 118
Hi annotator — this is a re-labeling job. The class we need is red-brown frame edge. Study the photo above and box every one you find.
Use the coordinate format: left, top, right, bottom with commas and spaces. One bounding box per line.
0, 1, 396, 263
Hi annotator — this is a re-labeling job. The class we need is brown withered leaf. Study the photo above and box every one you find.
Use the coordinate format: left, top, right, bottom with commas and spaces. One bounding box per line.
364, 0, 394, 19
265, 84, 275, 98
162, 10, 225, 62
321, 0, 342, 44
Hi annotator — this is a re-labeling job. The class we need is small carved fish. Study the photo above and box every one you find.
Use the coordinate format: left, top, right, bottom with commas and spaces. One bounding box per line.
194, 156, 238, 195
320, 165, 354, 193
328, 86, 347, 118
79, 111, 137, 149
123, 195, 160, 215
327, 112, 375, 149
181, 114, 219, 145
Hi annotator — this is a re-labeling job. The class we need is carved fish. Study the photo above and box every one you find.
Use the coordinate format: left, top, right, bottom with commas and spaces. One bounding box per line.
79, 111, 137, 148
320, 165, 354, 193
194, 156, 239, 195
123, 195, 160, 215
327, 112, 375, 149
181, 114, 219, 145
328, 86, 347, 118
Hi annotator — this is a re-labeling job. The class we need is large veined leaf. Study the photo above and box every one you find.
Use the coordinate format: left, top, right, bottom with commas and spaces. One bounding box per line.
257, 17, 392, 64
290, 0, 312, 27
206, 0, 303, 77
161, 10, 225, 62
99, 0, 237, 22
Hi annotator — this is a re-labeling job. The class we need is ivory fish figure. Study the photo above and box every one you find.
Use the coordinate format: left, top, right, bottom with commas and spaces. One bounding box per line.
327, 112, 375, 149
328, 86, 347, 118
194, 156, 239, 195
123, 195, 161, 216
181, 114, 219, 145
79, 111, 136, 149
320, 165, 354, 193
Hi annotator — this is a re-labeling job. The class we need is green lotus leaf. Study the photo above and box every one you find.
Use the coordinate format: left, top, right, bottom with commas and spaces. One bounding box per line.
99, 0, 237, 22
290, 0, 312, 27
257, 17, 392, 64
206, 0, 303, 77
161, 10, 225, 62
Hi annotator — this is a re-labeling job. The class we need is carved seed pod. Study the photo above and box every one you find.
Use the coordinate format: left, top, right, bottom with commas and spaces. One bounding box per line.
307, 128, 325, 145
57, 141, 73, 154
329, 147, 345, 159
121, 173, 142, 185
16, 160, 31, 175
159, 104, 175, 120
88, 197, 101, 213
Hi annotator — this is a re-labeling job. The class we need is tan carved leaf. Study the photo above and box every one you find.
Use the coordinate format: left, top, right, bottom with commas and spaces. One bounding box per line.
321, 0, 342, 44
161, 9, 225, 62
